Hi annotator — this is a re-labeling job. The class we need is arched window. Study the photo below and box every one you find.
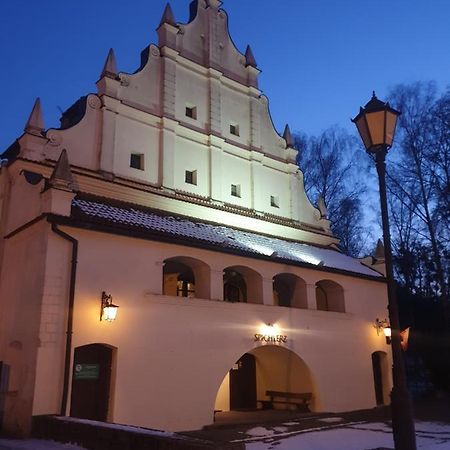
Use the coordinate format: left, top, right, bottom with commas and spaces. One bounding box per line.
315, 280, 345, 312
223, 270, 247, 302
273, 273, 307, 308
163, 257, 210, 299
223, 266, 262, 304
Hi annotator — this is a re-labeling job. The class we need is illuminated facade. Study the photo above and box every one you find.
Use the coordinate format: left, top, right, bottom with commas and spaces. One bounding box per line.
0, 0, 390, 435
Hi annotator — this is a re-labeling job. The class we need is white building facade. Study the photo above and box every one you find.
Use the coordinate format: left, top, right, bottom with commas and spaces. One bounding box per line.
0, 0, 390, 435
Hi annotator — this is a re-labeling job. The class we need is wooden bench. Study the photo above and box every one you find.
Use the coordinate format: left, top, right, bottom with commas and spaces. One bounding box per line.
259, 390, 312, 412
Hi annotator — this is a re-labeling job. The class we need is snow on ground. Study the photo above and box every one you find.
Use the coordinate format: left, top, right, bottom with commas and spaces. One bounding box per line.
0, 440, 86, 450
2, 421, 450, 450
318, 417, 344, 423
243, 421, 450, 450
54, 416, 176, 437
246, 426, 276, 437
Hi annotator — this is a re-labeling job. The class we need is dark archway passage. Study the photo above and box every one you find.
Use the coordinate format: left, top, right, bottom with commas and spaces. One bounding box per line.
215, 346, 315, 415
70, 344, 114, 421
229, 353, 256, 410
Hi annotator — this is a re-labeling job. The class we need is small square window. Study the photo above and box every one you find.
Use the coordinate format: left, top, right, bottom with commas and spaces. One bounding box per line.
130, 153, 144, 170
230, 123, 240, 136
185, 170, 197, 185
270, 195, 280, 208
231, 184, 241, 198
185, 105, 197, 120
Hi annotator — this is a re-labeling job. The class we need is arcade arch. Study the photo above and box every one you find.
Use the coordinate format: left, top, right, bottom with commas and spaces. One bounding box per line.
315, 279, 345, 312
163, 256, 210, 299
223, 265, 263, 303
214, 345, 315, 413
273, 273, 307, 308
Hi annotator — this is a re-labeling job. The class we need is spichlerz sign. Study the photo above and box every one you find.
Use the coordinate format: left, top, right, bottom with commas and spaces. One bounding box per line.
254, 333, 287, 343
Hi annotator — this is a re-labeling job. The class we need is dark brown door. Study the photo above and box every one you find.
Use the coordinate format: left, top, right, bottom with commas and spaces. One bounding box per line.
0, 362, 10, 429
372, 352, 384, 406
70, 344, 113, 421
229, 353, 256, 410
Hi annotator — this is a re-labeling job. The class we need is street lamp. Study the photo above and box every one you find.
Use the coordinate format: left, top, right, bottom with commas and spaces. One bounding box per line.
352, 92, 416, 450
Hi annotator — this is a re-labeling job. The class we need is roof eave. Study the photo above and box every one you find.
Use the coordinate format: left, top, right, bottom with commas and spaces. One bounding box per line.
46, 214, 386, 283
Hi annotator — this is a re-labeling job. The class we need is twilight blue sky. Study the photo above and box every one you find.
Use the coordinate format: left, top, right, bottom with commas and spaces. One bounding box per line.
1, 0, 449, 152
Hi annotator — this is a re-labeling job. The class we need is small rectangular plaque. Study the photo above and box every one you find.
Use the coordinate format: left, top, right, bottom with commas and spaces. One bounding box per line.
73, 363, 100, 380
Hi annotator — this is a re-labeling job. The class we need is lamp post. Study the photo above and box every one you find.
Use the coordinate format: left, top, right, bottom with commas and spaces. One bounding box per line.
352, 92, 416, 450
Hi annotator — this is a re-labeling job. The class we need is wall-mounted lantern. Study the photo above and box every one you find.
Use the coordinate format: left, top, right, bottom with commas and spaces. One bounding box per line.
374, 318, 391, 344
261, 323, 278, 338
100, 291, 119, 322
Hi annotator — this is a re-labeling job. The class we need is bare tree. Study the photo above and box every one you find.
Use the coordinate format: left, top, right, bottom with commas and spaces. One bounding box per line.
295, 127, 370, 257
388, 82, 449, 302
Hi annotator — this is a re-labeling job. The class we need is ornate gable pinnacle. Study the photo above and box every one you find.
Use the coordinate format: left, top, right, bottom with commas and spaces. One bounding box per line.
283, 124, 294, 148
159, 3, 177, 28
100, 48, 118, 79
245, 45, 257, 68
317, 196, 328, 219
24, 98, 45, 136
49, 149, 74, 191
374, 239, 385, 260
205, 0, 222, 8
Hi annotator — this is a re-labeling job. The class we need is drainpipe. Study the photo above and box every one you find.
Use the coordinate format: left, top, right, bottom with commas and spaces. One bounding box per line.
51, 223, 78, 416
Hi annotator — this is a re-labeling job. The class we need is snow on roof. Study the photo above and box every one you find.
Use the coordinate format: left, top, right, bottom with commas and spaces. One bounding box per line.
71, 198, 382, 278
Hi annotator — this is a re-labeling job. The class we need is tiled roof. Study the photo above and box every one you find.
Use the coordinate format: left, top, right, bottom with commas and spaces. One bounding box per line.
71, 198, 382, 278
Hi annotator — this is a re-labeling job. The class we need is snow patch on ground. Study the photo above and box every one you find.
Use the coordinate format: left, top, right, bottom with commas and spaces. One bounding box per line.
0, 439, 86, 450
415, 422, 450, 434
245, 421, 450, 450
54, 416, 176, 437
246, 427, 275, 437
350, 422, 391, 431
318, 417, 344, 423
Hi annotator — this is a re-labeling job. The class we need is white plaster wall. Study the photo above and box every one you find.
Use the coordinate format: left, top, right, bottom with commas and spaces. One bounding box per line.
221, 85, 250, 146
0, 222, 48, 434
220, 151, 252, 208
173, 136, 210, 196
36, 227, 392, 432
175, 65, 209, 131
253, 164, 291, 217
4, 170, 44, 236
258, 96, 287, 160
113, 115, 160, 185
214, 372, 229, 411
44, 95, 102, 171
32, 231, 72, 416
118, 44, 162, 114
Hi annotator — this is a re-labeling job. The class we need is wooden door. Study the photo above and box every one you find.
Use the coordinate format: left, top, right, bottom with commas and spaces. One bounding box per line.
372, 352, 384, 406
70, 344, 113, 421
0, 362, 10, 429
229, 353, 256, 410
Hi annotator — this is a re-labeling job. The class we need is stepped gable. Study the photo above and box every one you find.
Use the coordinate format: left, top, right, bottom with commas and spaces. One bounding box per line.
159, 0, 260, 87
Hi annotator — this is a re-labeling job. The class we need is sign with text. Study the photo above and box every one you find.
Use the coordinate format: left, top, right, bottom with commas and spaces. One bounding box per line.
73, 363, 100, 380
254, 333, 287, 343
